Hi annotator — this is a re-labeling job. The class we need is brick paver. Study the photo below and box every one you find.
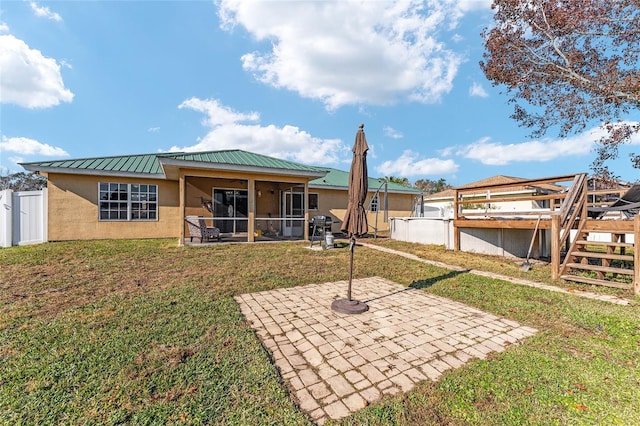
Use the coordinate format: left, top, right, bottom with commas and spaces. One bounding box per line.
235, 277, 538, 424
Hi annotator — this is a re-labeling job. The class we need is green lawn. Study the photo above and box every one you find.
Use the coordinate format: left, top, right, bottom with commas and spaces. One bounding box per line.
1, 239, 639, 425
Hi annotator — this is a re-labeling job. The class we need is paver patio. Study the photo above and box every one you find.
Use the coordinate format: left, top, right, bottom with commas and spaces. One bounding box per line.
234, 277, 538, 424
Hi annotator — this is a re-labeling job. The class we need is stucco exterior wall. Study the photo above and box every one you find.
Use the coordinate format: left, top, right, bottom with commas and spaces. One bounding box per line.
44, 169, 416, 241
46, 173, 180, 241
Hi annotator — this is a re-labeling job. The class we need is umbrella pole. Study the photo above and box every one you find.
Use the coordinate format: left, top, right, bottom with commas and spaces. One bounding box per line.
331, 236, 368, 314
347, 237, 355, 300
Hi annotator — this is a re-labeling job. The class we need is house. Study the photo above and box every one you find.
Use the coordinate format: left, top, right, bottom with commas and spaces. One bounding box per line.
20, 150, 420, 244
423, 175, 566, 218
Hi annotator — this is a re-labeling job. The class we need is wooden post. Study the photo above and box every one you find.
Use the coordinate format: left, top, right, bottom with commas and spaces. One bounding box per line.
634, 215, 639, 295
453, 189, 460, 251
248, 179, 255, 243
551, 214, 560, 279
304, 182, 309, 241
179, 173, 185, 246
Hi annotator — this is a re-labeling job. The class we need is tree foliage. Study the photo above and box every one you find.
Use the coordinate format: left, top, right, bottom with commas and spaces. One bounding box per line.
0, 172, 48, 191
384, 176, 411, 187
414, 178, 452, 194
480, 0, 640, 175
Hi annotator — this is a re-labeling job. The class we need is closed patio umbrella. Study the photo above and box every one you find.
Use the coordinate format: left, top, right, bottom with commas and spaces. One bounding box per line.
332, 124, 369, 314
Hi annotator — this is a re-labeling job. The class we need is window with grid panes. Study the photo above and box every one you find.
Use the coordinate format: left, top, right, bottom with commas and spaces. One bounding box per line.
99, 182, 158, 221
370, 195, 379, 212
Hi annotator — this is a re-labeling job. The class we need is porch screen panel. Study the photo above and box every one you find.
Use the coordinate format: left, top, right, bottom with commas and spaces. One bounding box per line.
213, 189, 248, 234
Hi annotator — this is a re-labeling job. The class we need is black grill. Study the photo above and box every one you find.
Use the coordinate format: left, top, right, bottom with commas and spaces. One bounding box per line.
309, 215, 333, 246
310, 215, 333, 230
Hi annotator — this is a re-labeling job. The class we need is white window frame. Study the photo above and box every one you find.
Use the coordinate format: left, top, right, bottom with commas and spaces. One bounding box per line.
370, 194, 379, 212
98, 182, 158, 221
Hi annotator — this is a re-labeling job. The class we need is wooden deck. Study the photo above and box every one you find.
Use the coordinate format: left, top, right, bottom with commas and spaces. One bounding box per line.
450, 173, 639, 294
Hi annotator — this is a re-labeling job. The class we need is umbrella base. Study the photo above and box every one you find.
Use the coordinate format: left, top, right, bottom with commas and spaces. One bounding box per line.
331, 298, 369, 314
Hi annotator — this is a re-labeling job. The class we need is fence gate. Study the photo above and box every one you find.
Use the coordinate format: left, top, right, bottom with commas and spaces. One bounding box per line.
0, 189, 47, 247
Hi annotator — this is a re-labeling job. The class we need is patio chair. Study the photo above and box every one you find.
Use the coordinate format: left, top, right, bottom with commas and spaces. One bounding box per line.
587, 184, 640, 219
185, 217, 221, 242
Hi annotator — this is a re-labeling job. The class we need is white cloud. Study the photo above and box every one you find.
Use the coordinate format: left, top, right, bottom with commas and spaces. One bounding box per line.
0, 35, 74, 108
9, 156, 24, 166
459, 136, 592, 165
383, 126, 403, 139
469, 81, 488, 97
218, 1, 477, 110
457, 124, 640, 165
376, 150, 459, 177
0, 136, 69, 157
454, 0, 493, 13
0, 22, 9, 33
148, 127, 160, 133
29, 2, 62, 22
173, 98, 348, 165
444, 0, 493, 28
179, 97, 259, 127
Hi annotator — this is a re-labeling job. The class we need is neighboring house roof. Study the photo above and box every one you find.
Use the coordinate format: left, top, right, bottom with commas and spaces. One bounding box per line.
425, 188, 456, 200
426, 175, 565, 201
20, 150, 327, 180
309, 168, 422, 194
457, 175, 524, 189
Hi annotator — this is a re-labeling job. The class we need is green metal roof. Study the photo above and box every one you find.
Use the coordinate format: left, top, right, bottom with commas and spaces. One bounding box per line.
164, 150, 325, 172
20, 150, 325, 177
309, 168, 422, 194
20, 153, 165, 174
21, 151, 420, 192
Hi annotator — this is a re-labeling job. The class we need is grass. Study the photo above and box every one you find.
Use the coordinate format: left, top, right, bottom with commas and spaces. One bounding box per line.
1, 238, 639, 425
364, 238, 635, 297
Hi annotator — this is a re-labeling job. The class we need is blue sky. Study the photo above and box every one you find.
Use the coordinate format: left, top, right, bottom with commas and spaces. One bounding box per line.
1, 0, 638, 186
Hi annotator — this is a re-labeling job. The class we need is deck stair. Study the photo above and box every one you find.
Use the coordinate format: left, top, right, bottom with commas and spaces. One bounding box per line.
559, 228, 636, 290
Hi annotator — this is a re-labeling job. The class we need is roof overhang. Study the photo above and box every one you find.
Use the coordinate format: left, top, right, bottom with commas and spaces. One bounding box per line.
20, 164, 166, 180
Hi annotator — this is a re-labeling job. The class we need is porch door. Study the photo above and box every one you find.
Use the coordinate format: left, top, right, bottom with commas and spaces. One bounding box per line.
213, 189, 248, 234
282, 189, 304, 237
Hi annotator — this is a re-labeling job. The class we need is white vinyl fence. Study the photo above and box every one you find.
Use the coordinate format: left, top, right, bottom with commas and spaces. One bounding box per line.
0, 189, 47, 248
391, 216, 635, 258
390, 217, 454, 248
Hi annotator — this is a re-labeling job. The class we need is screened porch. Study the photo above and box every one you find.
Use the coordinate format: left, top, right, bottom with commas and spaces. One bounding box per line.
182, 175, 312, 243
